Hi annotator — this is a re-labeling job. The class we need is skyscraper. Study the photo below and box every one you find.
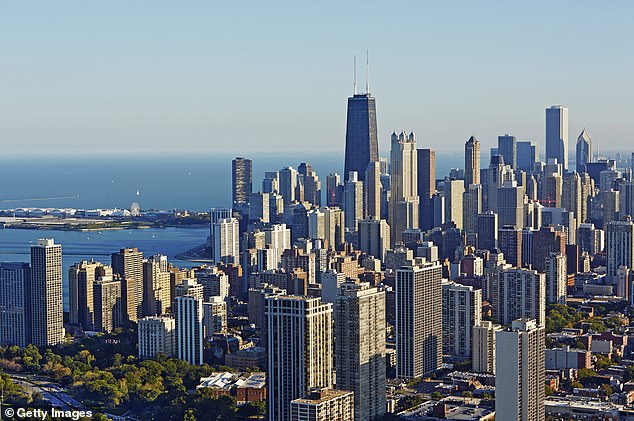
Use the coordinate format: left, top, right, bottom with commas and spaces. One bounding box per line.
364, 161, 381, 219
546, 105, 569, 171
232, 157, 252, 205
492, 267, 545, 327
335, 282, 386, 421
93, 277, 123, 333
112, 247, 144, 323
0, 262, 30, 347
576, 129, 592, 173
498, 225, 522, 267
358, 217, 391, 262
498, 134, 517, 169
606, 218, 634, 287
496, 318, 545, 421
417, 148, 436, 230
477, 211, 498, 251
343, 171, 364, 231
517, 141, 537, 174
30, 238, 64, 346
442, 281, 482, 358
497, 181, 525, 229
174, 279, 204, 365
344, 87, 378, 182
472, 321, 502, 374
396, 261, 442, 379
211, 217, 240, 264
444, 179, 464, 230
464, 136, 480, 188
462, 184, 482, 235
266, 295, 333, 421
389, 131, 419, 242
545, 253, 567, 305
279, 167, 298, 204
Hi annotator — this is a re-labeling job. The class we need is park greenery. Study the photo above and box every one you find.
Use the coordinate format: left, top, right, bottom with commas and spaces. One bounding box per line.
0, 327, 265, 420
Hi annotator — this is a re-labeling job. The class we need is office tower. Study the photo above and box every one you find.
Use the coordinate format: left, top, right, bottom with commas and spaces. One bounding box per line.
463, 184, 482, 235
496, 318, 545, 421
545, 253, 567, 305
531, 226, 567, 272
389, 131, 419, 242
335, 282, 386, 421
417, 242, 439, 263
492, 267, 545, 327
299, 164, 322, 207
603, 189, 620, 226
138, 315, 176, 359
577, 223, 604, 257
619, 182, 634, 219
175, 279, 204, 365
203, 296, 227, 336
264, 223, 292, 263
517, 141, 537, 173
498, 134, 517, 169
142, 255, 171, 316
484, 155, 511, 212
290, 389, 354, 421
93, 277, 123, 333
112, 247, 143, 323
464, 135, 481, 188
477, 211, 498, 251
326, 173, 343, 207
279, 166, 298, 204
417, 148, 436, 230
546, 105, 569, 171
344, 87, 378, 183
472, 321, 502, 374
266, 295, 333, 421
248, 192, 270, 223
0, 262, 30, 347
444, 179, 464, 230
498, 225, 522, 267
30, 239, 63, 346
69, 260, 111, 329
343, 171, 364, 231
194, 266, 229, 301
307, 208, 326, 243
562, 171, 583, 228
542, 172, 562, 208
232, 157, 252, 205
580, 173, 594, 222
365, 161, 381, 219
606, 218, 634, 287
396, 261, 442, 379
442, 281, 482, 357
497, 181, 525, 229
263, 171, 280, 194
211, 217, 240, 264
576, 129, 592, 172
358, 217, 391, 262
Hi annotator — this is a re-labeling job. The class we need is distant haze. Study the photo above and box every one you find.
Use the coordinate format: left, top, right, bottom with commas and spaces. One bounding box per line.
1, 1, 632, 155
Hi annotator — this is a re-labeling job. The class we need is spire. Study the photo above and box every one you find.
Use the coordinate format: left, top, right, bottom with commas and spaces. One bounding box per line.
365, 50, 370, 94
353, 50, 357, 95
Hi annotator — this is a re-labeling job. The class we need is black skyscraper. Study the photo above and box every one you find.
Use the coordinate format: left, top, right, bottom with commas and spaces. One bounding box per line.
344, 93, 378, 182
232, 157, 252, 204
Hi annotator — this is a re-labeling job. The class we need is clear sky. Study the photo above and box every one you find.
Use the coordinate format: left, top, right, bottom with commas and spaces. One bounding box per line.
1, 1, 632, 155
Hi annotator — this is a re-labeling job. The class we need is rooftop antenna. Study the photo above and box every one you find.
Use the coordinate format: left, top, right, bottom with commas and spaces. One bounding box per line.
597, 135, 600, 161
353, 49, 357, 95
365, 50, 370, 94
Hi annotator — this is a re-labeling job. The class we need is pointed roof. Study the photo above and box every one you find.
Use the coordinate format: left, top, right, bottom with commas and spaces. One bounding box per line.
577, 128, 591, 143
466, 135, 478, 144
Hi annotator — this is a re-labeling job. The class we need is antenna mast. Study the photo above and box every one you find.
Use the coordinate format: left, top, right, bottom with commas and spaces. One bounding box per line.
365, 50, 370, 94
353, 50, 357, 95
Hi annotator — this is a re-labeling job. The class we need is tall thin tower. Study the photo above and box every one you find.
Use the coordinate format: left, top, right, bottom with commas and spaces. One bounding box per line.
546, 105, 569, 171
344, 54, 378, 182
30, 239, 64, 346
464, 136, 480, 188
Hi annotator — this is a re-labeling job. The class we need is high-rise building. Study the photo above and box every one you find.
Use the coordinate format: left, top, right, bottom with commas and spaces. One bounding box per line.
143, 255, 171, 316
364, 161, 381, 219
498, 225, 522, 267
472, 321, 502, 374
562, 171, 583, 228
464, 136, 480, 188
462, 184, 482, 235
577, 223, 604, 257
389, 131, 419, 242
93, 277, 123, 333
326, 173, 344, 208
279, 166, 298, 204
358, 217, 391, 262
263, 171, 280, 194
174, 279, 204, 365
545, 253, 567, 305
606, 218, 634, 287
138, 315, 176, 359
343, 171, 364, 231
546, 105, 569, 171
69, 260, 112, 329
203, 296, 227, 336
335, 282, 386, 421
492, 267, 545, 327
344, 89, 378, 183
496, 318, 545, 421
576, 129, 592, 173
0, 262, 30, 347
266, 295, 333, 421
498, 134, 517, 169
30, 239, 64, 346
477, 212, 498, 251
232, 157, 252, 205
498, 181, 525, 229
290, 388, 354, 421
417, 148, 436, 230
194, 266, 229, 301
444, 179, 464, 230
112, 247, 144, 323
211, 217, 240, 264
442, 281, 482, 358
396, 261, 442, 379
517, 141, 537, 174
531, 226, 566, 272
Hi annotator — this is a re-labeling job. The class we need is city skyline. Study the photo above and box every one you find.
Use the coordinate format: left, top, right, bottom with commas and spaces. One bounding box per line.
1, 2, 633, 155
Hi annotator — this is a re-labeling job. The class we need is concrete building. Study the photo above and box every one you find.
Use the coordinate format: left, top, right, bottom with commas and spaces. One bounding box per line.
498, 225, 522, 268
417, 148, 436, 230
203, 296, 227, 337
358, 217, 390, 262
344, 171, 364, 231
290, 388, 354, 421
30, 238, 64, 346
93, 277, 123, 333
496, 318, 545, 421
492, 267, 545, 327
364, 161, 381, 219
606, 218, 634, 289
175, 279, 204, 365
0, 262, 30, 347
335, 282, 386, 421
463, 184, 482, 235
194, 266, 230, 301
138, 315, 176, 359
211, 217, 240, 265
477, 212, 498, 251
497, 181, 525, 229
472, 321, 502, 374
546, 105, 569, 171
112, 247, 143, 323
396, 261, 442, 379
464, 135, 481, 188
232, 157, 252, 205
143, 254, 171, 316
545, 253, 567, 305
498, 134, 517, 169
389, 131, 419, 242
442, 281, 482, 358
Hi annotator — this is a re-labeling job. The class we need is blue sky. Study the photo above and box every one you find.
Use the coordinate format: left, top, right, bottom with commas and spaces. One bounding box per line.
1, 1, 632, 155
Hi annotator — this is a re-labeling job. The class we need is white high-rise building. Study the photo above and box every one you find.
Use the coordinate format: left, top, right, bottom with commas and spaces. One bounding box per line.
279, 166, 298, 204
203, 296, 227, 337
545, 253, 567, 305
30, 239, 64, 346
211, 218, 240, 264
606, 218, 634, 288
264, 223, 292, 264
496, 318, 545, 421
143, 255, 171, 316
396, 261, 442, 379
442, 281, 482, 358
546, 105, 569, 171
138, 315, 176, 359
365, 161, 382, 219
492, 267, 545, 327
344, 171, 364, 231
335, 282, 386, 421
266, 295, 333, 421
389, 131, 419, 243
444, 179, 465, 230
472, 321, 502, 374
194, 266, 229, 301
175, 279, 204, 365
